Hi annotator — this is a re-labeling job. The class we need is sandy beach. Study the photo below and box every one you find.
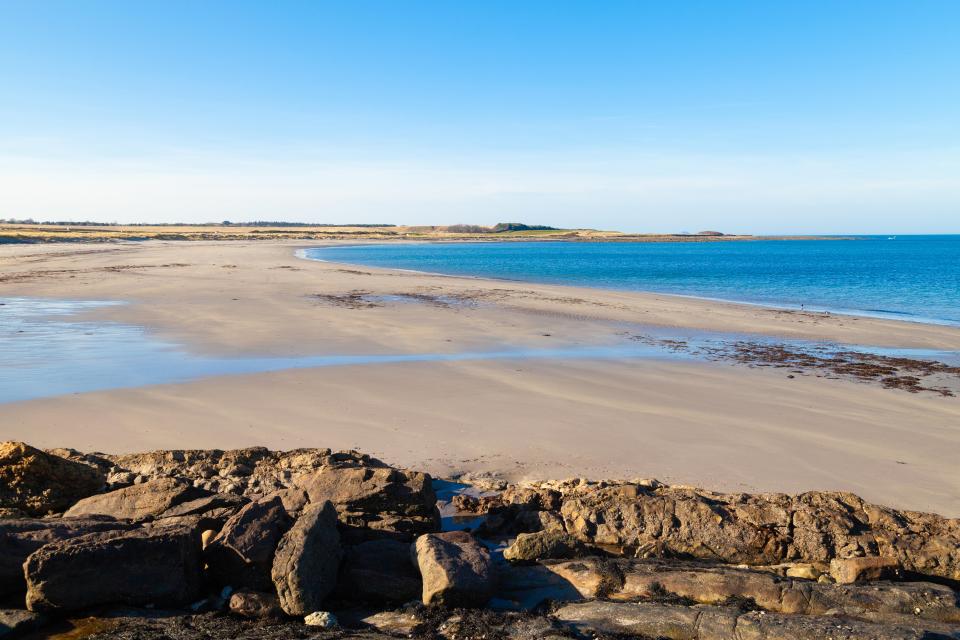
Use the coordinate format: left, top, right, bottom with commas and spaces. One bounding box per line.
2, 241, 959, 515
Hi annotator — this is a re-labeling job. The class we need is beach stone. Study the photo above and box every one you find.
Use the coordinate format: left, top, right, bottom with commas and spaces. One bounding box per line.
303, 611, 338, 628
552, 600, 941, 640
0, 442, 104, 517
0, 609, 45, 638
0, 516, 137, 598
414, 531, 494, 607
63, 477, 204, 521
24, 525, 202, 613
339, 539, 421, 603
830, 556, 902, 584
294, 466, 440, 542
271, 501, 342, 616
228, 590, 282, 618
784, 563, 822, 580
205, 496, 292, 591
503, 530, 587, 563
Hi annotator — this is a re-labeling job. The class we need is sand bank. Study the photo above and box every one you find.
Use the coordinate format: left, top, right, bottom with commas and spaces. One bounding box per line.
1, 241, 958, 515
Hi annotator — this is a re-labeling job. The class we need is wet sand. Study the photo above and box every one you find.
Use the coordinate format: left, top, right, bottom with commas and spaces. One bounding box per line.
1, 241, 959, 515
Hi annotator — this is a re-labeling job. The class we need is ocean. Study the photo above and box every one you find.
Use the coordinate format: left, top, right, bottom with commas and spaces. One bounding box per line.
307, 236, 960, 327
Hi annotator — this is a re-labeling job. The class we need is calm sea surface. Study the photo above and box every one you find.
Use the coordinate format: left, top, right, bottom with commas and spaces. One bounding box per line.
308, 236, 960, 326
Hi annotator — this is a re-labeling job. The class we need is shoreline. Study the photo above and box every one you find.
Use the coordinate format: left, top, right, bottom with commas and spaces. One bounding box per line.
1, 240, 959, 516
299, 244, 960, 329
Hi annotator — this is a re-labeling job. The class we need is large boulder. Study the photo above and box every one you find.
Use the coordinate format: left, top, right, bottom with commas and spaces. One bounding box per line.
338, 539, 421, 603
294, 466, 439, 542
0, 442, 103, 516
204, 496, 292, 591
271, 501, 342, 616
63, 477, 204, 521
414, 531, 494, 607
24, 525, 202, 612
0, 517, 136, 598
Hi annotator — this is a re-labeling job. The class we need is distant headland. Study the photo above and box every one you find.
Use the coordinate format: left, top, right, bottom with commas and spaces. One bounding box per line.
0, 220, 829, 244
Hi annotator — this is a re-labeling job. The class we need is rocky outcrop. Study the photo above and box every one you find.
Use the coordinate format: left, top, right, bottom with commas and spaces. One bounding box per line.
294, 466, 439, 542
64, 477, 204, 521
205, 497, 292, 591
24, 525, 202, 612
414, 531, 494, 607
0, 517, 136, 598
3, 444, 960, 639
339, 539, 421, 603
0, 442, 103, 516
271, 501, 342, 616
486, 480, 960, 583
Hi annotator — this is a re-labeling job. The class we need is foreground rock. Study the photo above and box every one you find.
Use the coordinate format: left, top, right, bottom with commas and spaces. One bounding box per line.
64, 477, 204, 521
414, 531, 494, 607
205, 496, 292, 591
271, 501, 342, 616
553, 600, 946, 640
0, 517, 136, 598
24, 525, 202, 612
0, 442, 103, 517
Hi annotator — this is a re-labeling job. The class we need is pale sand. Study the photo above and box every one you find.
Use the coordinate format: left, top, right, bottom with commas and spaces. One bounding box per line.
1, 241, 959, 515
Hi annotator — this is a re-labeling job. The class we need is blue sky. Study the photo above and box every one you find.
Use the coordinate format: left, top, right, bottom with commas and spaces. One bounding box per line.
0, 1, 957, 233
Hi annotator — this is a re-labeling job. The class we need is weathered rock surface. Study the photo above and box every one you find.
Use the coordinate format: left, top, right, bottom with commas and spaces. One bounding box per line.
552, 600, 949, 640
339, 539, 421, 603
205, 496, 292, 591
294, 466, 440, 542
501, 557, 960, 625
0, 442, 103, 517
228, 590, 282, 618
0, 516, 136, 597
159, 493, 249, 519
487, 480, 960, 583
24, 525, 202, 612
271, 501, 342, 616
63, 477, 204, 521
414, 531, 494, 607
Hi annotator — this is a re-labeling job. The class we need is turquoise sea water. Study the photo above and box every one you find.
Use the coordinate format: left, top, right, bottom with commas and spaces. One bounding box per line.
307, 236, 960, 327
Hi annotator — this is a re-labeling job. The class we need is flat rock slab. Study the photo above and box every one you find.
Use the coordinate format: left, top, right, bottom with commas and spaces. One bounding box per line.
271, 501, 342, 616
553, 601, 945, 640
414, 531, 494, 607
24, 525, 202, 613
64, 477, 205, 521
